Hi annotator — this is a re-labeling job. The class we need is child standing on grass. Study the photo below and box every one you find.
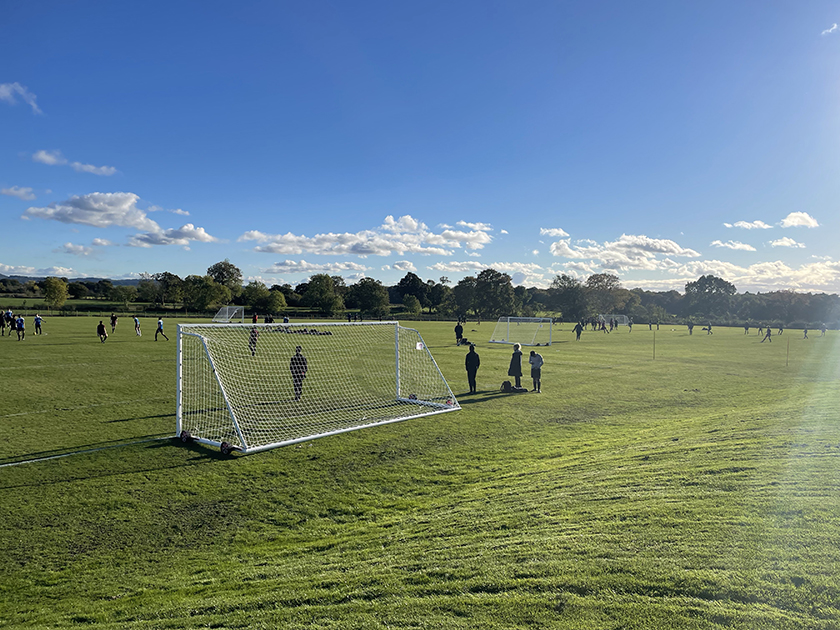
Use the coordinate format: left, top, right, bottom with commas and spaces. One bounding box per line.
97, 320, 108, 343
155, 317, 169, 341
134, 316, 141, 336
529, 350, 543, 393
34, 314, 42, 335
15, 315, 24, 341
508, 343, 523, 389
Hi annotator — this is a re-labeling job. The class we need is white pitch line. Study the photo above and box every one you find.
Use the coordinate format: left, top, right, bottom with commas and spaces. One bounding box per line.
0, 436, 173, 468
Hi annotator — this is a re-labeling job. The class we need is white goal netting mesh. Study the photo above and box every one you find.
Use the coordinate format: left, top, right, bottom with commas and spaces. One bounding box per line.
212, 306, 244, 323
177, 322, 458, 453
489, 317, 553, 346
599, 314, 629, 326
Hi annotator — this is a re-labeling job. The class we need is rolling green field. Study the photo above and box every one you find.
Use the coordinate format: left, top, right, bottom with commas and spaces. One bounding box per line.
1, 317, 838, 629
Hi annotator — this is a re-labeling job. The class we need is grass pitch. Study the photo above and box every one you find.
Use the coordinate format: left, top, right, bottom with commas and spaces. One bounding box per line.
1, 318, 839, 629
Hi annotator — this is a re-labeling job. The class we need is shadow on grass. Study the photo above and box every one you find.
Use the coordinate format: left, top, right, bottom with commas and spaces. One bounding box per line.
0, 438, 232, 489
106, 413, 173, 423
456, 390, 525, 405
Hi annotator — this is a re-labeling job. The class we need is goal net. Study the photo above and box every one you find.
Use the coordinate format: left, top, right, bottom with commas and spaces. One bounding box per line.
599, 314, 629, 326
177, 322, 459, 454
212, 305, 245, 323
489, 317, 553, 346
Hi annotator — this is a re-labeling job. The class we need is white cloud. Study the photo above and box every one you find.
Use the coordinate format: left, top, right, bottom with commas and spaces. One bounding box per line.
780, 211, 819, 228
1, 186, 35, 201
428, 261, 486, 273
0, 263, 74, 277
91, 238, 114, 247
532, 250, 540, 255
549, 233, 700, 271
262, 260, 368, 274
540, 227, 570, 237
456, 220, 493, 232
57, 242, 93, 257
392, 260, 417, 272
239, 214, 492, 257
33, 150, 67, 166
171, 208, 190, 216
70, 162, 118, 176
128, 224, 219, 248
24, 192, 160, 230
0, 82, 41, 114
500, 229, 509, 235
33, 150, 117, 176
724, 220, 773, 229
822, 23, 838, 35
710, 240, 756, 251
770, 237, 805, 248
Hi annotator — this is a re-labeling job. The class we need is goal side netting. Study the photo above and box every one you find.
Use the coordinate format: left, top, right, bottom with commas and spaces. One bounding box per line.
489, 317, 553, 346
177, 322, 459, 454
599, 314, 629, 326
212, 305, 245, 323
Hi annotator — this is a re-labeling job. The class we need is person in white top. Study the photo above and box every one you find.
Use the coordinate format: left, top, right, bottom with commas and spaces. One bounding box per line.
529, 350, 544, 393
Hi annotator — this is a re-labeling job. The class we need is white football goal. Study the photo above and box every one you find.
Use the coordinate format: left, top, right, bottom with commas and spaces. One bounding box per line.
489, 317, 553, 346
212, 305, 245, 323
599, 314, 630, 326
176, 321, 459, 455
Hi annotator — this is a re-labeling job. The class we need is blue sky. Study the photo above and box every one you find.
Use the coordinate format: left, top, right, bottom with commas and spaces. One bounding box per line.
2, 1, 839, 292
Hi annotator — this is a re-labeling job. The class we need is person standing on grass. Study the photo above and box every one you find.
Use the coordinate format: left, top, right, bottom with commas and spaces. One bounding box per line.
821, 323, 827, 337
573, 321, 583, 341
706, 322, 713, 335
744, 324, 749, 335
97, 320, 108, 343
15, 315, 25, 341
155, 317, 169, 341
508, 343, 523, 389
289, 345, 308, 401
464, 344, 480, 394
761, 327, 772, 343
0, 312, 6, 337
249, 327, 260, 356
134, 316, 141, 336
34, 314, 42, 335
454, 321, 463, 345
529, 350, 543, 393
110, 313, 118, 334
688, 322, 694, 335
803, 327, 809, 340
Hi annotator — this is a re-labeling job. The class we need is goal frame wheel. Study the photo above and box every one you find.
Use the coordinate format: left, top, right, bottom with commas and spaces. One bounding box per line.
220, 442, 233, 455
180, 430, 192, 443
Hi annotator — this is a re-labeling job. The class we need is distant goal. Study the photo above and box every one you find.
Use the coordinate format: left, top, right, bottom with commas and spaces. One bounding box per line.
212, 305, 245, 323
599, 314, 629, 326
489, 317, 553, 346
176, 322, 459, 455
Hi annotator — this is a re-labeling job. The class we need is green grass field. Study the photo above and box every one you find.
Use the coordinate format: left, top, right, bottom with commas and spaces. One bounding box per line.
1, 317, 838, 629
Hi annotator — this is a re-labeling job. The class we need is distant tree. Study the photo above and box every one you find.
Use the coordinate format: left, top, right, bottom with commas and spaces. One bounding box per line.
110, 285, 138, 309
427, 281, 452, 314
549, 274, 588, 320
584, 273, 622, 314
301, 274, 344, 315
474, 268, 516, 319
453, 276, 477, 317
42, 277, 69, 309
402, 294, 422, 315
95, 279, 114, 299
273, 283, 301, 307
153, 272, 184, 306
397, 272, 428, 308
684, 275, 736, 316
68, 281, 89, 299
207, 259, 243, 297
242, 281, 287, 314
347, 278, 390, 318
136, 279, 160, 304
183, 275, 231, 312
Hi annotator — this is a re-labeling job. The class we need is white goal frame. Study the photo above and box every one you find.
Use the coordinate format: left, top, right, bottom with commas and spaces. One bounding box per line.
176, 321, 459, 455
212, 305, 245, 323
489, 317, 553, 346
599, 314, 630, 326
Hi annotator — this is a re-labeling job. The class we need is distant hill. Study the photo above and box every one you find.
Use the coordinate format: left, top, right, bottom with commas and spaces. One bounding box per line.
0, 274, 140, 286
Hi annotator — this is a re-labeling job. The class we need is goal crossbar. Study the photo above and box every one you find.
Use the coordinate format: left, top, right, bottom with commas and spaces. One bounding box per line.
177, 321, 459, 454
489, 317, 553, 346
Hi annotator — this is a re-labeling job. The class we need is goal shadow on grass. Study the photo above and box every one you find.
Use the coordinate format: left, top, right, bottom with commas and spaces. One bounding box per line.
0, 437, 230, 488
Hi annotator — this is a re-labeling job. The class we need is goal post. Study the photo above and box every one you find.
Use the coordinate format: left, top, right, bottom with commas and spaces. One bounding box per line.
212, 305, 245, 323
489, 317, 553, 346
176, 321, 459, 455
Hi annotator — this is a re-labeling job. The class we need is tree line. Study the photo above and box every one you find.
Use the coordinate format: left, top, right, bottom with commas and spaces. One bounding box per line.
2, 262, 838, 326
